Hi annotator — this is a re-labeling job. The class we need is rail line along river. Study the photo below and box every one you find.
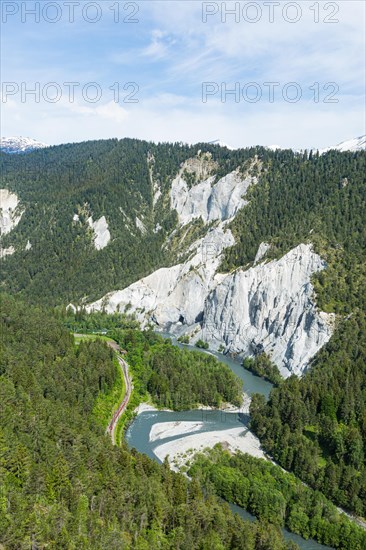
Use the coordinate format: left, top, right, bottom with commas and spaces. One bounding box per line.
125, 333, 332, 550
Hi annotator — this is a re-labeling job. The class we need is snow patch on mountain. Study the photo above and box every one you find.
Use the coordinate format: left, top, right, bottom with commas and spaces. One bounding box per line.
87, 215, 110, 250
0, 137, 48, 154
207, 140, 235, 150
319, 135, 366, 154
265, 135, 366, 155
0, 189, 23, 235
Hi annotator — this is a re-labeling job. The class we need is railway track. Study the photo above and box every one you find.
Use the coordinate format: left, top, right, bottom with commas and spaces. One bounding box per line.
106, 352, 132, 445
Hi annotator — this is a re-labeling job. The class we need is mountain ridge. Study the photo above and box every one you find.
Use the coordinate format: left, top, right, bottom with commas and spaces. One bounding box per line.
0, 136, 48, 154
1, 134, 365, 154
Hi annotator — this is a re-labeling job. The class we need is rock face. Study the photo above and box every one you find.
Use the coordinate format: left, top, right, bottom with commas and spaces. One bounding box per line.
87, 215, 110, 250
254, 242, 271, 265
199, 244, 334, 377
0, 189, 23, 259
135, 217, 147, 234
87, 155, 335, 378
88, 236, 334, 377
0, 246, 15, 258
0, 189, 22, 235
88, 224, 234, 327
171, 168, 255, 225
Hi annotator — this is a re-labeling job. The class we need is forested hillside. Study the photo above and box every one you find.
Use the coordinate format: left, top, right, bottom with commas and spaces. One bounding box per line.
0, 139, 172, 303
3, 140, 364, 313
0, 294, 297, 549
189, 446, 366, 550
250, 311, 366, 517
1, 138, 366, 529
221, 149, 366, 314
0, 139, 257, 305
113, 329, 243, 410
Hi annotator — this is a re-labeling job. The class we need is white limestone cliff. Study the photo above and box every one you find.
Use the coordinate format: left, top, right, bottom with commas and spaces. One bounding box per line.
88, 237, 334, 377
0, 189, 23, 235
0, 246, 15, 258
254, 242, 271, 265
171, 168, 255, 225
0, 189, 23, 258
135, 217, 147, 234
87, 156, 335, 378
87, 224, 234, 327
87, 215, 110, 250
198, 244, 334, 377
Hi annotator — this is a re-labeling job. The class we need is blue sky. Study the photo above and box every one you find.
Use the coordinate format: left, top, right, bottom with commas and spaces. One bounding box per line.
1, 0, 365, 148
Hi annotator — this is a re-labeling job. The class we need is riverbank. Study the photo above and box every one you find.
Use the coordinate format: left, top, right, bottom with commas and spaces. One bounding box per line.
134, 391, 251, 416
133, 392, 260, 470
134, 402, 162, 414
150, 421, 204, 442
153, 422, 265, 471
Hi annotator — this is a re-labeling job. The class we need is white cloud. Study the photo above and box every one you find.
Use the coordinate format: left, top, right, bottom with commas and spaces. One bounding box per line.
65, 100, 129, 122
144, 0, 366, 89
2, 88, 364, 151
141, 30, 175, 59
1, 1, 365, 147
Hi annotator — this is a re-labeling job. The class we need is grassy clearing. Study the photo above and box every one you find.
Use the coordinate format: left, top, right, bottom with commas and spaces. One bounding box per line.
73, 333, 114, 346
